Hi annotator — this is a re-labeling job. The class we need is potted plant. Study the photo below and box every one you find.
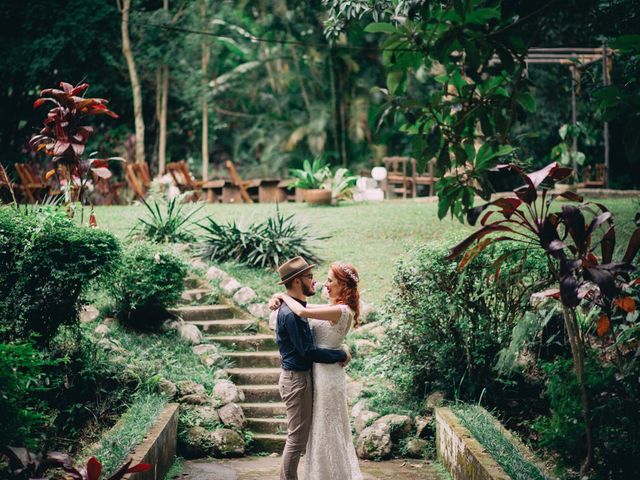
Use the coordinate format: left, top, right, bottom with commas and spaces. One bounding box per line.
289, 158, 332, 205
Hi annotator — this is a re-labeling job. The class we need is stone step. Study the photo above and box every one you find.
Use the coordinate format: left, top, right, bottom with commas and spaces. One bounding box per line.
189, 319, 256, 334
252, 433, 287, 453
225, 351, 281, 368
227, 367, 281, 385
246, 417, 288, 435
240, 402, 286, 417
241, 385, 280, 403
180, 288, 212, 304
206, 334, 277, 351
169, 305, 235, 321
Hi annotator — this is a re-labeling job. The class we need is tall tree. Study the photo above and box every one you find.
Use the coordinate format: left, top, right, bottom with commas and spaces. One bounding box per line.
118, 0, 145, 165
200, 0, 210, 180
157, 0, 169, 175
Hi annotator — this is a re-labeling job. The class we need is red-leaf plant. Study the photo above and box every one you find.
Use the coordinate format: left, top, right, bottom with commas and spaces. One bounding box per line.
446, 161, 640, 476
1, 446, 151, 480
29, 81, 122, 222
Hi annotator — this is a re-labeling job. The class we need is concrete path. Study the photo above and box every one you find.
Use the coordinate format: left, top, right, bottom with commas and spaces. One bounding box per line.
181, 456, 444, 480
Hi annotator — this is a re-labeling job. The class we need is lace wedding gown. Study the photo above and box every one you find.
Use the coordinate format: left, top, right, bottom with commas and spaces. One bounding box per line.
304, 304, 362, 480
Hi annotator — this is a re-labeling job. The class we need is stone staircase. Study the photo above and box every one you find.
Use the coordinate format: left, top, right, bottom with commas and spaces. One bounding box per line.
179, 289, 286, 453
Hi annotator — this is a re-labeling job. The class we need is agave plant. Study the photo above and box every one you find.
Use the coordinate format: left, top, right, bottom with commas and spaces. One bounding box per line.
447, 161, 640, 475
288, 158, 331, 190
29, 81, 122, 207
1, 446, 150, 480
199, 207, 329, 269
130, 197, 203, 243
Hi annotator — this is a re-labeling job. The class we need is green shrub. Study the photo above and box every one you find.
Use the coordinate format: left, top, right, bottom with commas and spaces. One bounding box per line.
0, 342, 60, 448
130, 197, 202, 244
376, 241, 549, 402
534, 356, 640, 479
0, 207, 121, 345
111, 242, 187, 328
200, 208, 329, 269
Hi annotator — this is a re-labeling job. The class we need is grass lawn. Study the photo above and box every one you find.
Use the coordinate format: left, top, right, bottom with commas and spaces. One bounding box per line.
94, 197, 638, 306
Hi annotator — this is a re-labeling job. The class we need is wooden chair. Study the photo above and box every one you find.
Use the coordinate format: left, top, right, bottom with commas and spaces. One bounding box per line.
383, 156, 417, 199
414, 158, 438, 196
224, 160, 259, 203
125, 163, 148, 201
14, 163, 53, 203
167, 161, 205, 201
0, 164, 19, 203
92, 173, 125, 205
579, 164, 606, 188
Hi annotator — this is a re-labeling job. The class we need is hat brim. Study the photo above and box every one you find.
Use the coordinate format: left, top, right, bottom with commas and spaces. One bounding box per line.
277, 264, 316, 285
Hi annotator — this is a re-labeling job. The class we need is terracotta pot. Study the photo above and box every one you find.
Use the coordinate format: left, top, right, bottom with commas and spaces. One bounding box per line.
303, 189, 332, 205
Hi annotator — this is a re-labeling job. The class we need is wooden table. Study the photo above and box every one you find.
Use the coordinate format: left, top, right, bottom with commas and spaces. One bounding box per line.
202, 180, 226, 203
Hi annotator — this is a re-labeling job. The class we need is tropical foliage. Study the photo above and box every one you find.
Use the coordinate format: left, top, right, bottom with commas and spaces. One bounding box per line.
447, 161, 640, 474
200, 208, 329, 269
130, 197, 203, 244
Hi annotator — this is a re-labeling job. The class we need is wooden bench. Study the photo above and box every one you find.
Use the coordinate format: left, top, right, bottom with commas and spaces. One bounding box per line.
579, 164, 606, 188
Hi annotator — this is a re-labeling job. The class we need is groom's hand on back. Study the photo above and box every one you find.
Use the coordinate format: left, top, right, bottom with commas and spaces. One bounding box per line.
339, 349, 351, 368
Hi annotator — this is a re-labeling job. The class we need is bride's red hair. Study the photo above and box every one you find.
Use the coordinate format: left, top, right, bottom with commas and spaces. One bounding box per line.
330, 262, 360, 328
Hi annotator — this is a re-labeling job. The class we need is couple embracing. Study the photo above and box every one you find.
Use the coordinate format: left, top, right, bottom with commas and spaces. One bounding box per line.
269, 256, 362, 480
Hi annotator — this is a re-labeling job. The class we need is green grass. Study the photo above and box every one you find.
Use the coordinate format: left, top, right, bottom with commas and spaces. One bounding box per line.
103, 322, 228, 390
94, 197, 638, 306
452, 404, 549, 480
86, 392, 166, 476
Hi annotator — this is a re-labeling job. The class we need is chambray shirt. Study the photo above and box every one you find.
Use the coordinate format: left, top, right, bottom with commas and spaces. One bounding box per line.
276, 299, 346, 371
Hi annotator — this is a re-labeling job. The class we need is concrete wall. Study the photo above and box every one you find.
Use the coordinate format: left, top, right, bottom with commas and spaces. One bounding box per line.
435, 407, 510, 480
124, 403, 180, 480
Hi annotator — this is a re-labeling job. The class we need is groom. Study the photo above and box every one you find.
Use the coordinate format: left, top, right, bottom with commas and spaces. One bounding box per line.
273, 256, 350, 480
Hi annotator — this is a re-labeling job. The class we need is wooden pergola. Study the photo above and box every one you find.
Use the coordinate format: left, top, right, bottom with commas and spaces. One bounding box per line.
524, 46, 614, 187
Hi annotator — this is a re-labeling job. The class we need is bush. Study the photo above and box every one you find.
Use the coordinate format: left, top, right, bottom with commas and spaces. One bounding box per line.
200, 207, 329, 269
376, 241, 549, 402
0, 342, 60, 448
534, 356, 640, 479
111, 242, 187, 328
130, 197, 202, 244
0, 207, 121, 345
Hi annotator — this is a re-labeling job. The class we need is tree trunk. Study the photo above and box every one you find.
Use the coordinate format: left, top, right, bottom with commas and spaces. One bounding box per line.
158, 0, 169, 176
200, 0, 210, 181
561, 304, 594, 476
120, 0, 145, 165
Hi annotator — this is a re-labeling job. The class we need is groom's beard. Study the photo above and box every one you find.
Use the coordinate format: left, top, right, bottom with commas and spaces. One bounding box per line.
302, 283, 316, 297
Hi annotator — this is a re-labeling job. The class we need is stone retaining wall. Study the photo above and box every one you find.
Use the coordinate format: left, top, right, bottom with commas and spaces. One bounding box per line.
124, 403, 180, 480
435, 407, 509, 480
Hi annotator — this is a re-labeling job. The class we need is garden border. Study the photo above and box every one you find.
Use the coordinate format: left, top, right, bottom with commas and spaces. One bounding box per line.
435, 407, 510, 480
123, 403, 180, 480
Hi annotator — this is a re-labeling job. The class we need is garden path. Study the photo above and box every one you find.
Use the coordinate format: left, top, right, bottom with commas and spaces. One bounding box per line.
181, 456, 443, 480
181, 294, 286, 452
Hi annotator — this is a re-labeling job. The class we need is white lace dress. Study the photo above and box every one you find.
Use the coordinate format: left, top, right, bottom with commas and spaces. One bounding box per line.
304, 304, 362, 480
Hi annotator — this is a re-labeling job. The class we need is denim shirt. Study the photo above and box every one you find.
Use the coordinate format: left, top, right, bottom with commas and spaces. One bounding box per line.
276, 299, 347, 371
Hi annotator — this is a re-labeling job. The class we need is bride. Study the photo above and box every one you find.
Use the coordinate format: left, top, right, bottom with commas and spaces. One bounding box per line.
271, 262, 363, 480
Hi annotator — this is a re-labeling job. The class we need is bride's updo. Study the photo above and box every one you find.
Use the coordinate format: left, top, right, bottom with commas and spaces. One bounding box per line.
330, 262, 361, 328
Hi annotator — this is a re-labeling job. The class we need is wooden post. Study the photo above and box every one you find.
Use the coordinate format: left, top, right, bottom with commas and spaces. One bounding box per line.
570, 65, 578, 175
602, 44, 610, 188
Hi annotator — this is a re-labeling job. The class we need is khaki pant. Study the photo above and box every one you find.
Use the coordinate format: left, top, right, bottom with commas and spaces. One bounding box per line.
278, 369, 312, 480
